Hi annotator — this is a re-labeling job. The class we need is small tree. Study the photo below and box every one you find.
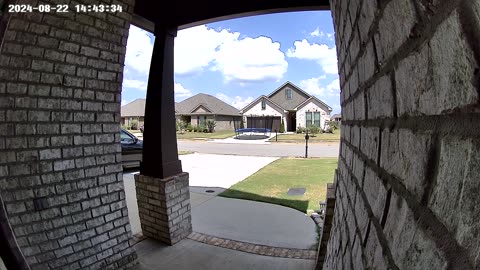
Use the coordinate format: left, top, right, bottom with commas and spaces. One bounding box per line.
206, 120, 216, 133
177, 121, 187, 134
279, 118, 285, 133
130, 119, 138, 130
240, 119, 245, 129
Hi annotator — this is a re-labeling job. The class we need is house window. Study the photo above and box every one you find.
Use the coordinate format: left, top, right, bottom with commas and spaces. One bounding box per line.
306, 112, 321, 127
314, 112, 321, 127
198, 116, 206, 126
261, 99, 266, 110
306, 112, 312, 127
286, 88, 292, 100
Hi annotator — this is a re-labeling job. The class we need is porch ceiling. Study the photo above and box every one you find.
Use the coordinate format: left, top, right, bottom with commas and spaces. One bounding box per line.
132, 0, 330, 32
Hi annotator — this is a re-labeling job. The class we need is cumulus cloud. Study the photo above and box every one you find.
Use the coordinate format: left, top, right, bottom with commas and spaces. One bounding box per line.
123, 79, 148, 91
175, 83, 193, 99
216, 93, 254, 109
287, 39, 338, 75
175, 25, 287, 82
125, 25, 154, 75
300, 77, 340, 97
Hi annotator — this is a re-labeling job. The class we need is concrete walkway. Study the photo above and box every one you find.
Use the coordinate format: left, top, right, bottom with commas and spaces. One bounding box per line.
191, 190, 317, 250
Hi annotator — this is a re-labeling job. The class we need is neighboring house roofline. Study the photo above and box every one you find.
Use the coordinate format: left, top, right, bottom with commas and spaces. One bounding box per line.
121, 98, 146, 117
266, 81, 312, 100
175, 93, 241, 116
294, 96, 333, 112
240, 95, 286, 113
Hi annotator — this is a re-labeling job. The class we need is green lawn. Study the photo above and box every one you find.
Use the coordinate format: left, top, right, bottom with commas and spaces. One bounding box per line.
270, 131, 340, 143
219, 158, 338, 213
176, 130, 235, 140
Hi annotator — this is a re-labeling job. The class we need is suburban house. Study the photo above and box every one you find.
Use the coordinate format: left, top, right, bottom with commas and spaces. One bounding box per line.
121, 98, 146, 129
240, 81, 333, 132
331, 113, 342, 122
175, 93, 242, 130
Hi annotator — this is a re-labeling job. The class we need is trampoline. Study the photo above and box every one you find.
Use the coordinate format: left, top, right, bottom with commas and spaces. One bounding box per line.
233, 116, 276, 140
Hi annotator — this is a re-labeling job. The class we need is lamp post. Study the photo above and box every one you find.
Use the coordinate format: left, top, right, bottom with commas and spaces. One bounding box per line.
305, 129, 309, 158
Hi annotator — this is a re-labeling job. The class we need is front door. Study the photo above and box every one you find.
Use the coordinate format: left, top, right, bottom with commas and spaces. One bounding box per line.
288, 112, 296, 132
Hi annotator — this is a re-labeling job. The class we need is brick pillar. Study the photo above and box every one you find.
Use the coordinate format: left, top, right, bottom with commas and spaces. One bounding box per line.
134, 173, 192, 245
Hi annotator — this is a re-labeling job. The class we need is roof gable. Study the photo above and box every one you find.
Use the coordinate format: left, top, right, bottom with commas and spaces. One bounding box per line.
240, 95, 286, 113
267, 81, 311, 110
190, 104, 212, 113
295, 96, 333, 112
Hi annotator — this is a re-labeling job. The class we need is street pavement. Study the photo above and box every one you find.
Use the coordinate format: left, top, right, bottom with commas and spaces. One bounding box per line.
178, 140, 340, 157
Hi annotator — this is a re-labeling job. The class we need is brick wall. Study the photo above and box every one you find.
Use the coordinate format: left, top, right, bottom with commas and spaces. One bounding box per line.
324, 0, 480, 269
0, 0, 137, 269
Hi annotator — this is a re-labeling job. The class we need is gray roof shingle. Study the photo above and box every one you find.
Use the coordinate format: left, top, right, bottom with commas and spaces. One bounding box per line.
121, 99, 146, 117
175, 93, 240, 116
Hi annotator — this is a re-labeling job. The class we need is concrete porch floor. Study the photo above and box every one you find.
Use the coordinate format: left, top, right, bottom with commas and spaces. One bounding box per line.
129, 238, 316, 270
123, 153, 319, 270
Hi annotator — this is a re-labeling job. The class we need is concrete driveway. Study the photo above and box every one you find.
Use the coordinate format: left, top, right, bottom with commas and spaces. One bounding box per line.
180, 153, 278, 188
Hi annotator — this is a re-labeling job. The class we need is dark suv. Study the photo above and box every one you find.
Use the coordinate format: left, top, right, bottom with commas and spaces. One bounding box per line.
120, 128, 143, 168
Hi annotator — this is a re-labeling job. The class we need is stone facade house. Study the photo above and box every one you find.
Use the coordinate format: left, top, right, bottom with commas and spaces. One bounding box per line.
175, 93, 242, 131
240, 82, 332, 132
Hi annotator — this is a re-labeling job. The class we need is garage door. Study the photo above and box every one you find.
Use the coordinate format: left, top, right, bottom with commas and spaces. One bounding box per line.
247, 116, 281, 132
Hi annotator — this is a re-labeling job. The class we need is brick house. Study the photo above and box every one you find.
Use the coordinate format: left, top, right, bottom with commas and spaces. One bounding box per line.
120, 98, 145, 129
240, 81, 332, 132
175, 93, 242, 130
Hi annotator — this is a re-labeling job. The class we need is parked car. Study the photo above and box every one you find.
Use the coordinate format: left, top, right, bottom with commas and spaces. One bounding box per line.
121, 128, 143, 168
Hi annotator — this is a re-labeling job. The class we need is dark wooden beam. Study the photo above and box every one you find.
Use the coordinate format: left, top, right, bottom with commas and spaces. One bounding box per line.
140, 24, 182, 179
134, 0, 330, 29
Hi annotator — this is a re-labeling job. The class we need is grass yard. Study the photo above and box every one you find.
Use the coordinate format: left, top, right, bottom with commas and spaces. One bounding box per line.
270, 131, 340, 143
178, 150, 194, 155
176, 130, 235, 140
219, 158, 338, 213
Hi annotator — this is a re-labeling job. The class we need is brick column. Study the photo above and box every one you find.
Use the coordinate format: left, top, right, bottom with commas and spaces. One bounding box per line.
316, 180, 336, 269
134, 173, 192, 245
135, 23, 192, 245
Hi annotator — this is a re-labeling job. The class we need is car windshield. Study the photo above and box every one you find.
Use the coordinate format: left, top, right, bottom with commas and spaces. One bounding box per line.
120, 130, 135, 144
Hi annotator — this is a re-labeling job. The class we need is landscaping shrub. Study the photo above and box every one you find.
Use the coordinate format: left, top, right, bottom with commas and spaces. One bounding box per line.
206, 120, 216, 133
130, 120, 138, 130
307, 124, 320, 135
296, 126, 305, 133
280, 118, 285, 133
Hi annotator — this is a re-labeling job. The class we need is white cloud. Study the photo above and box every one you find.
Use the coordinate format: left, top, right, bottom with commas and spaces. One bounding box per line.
310, 27, 324, 37
300, 77, 340, 97
121, 99, 130, 106
216, 93, 254, 109
175, 25, 287, 82
123, 79, 148, 91
287, 39, 338, 75
125, 25, 154, 75
175, 83, 192, 99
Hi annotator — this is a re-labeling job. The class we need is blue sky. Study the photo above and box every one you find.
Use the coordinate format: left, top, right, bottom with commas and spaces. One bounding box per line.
122, 11, 340, 114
